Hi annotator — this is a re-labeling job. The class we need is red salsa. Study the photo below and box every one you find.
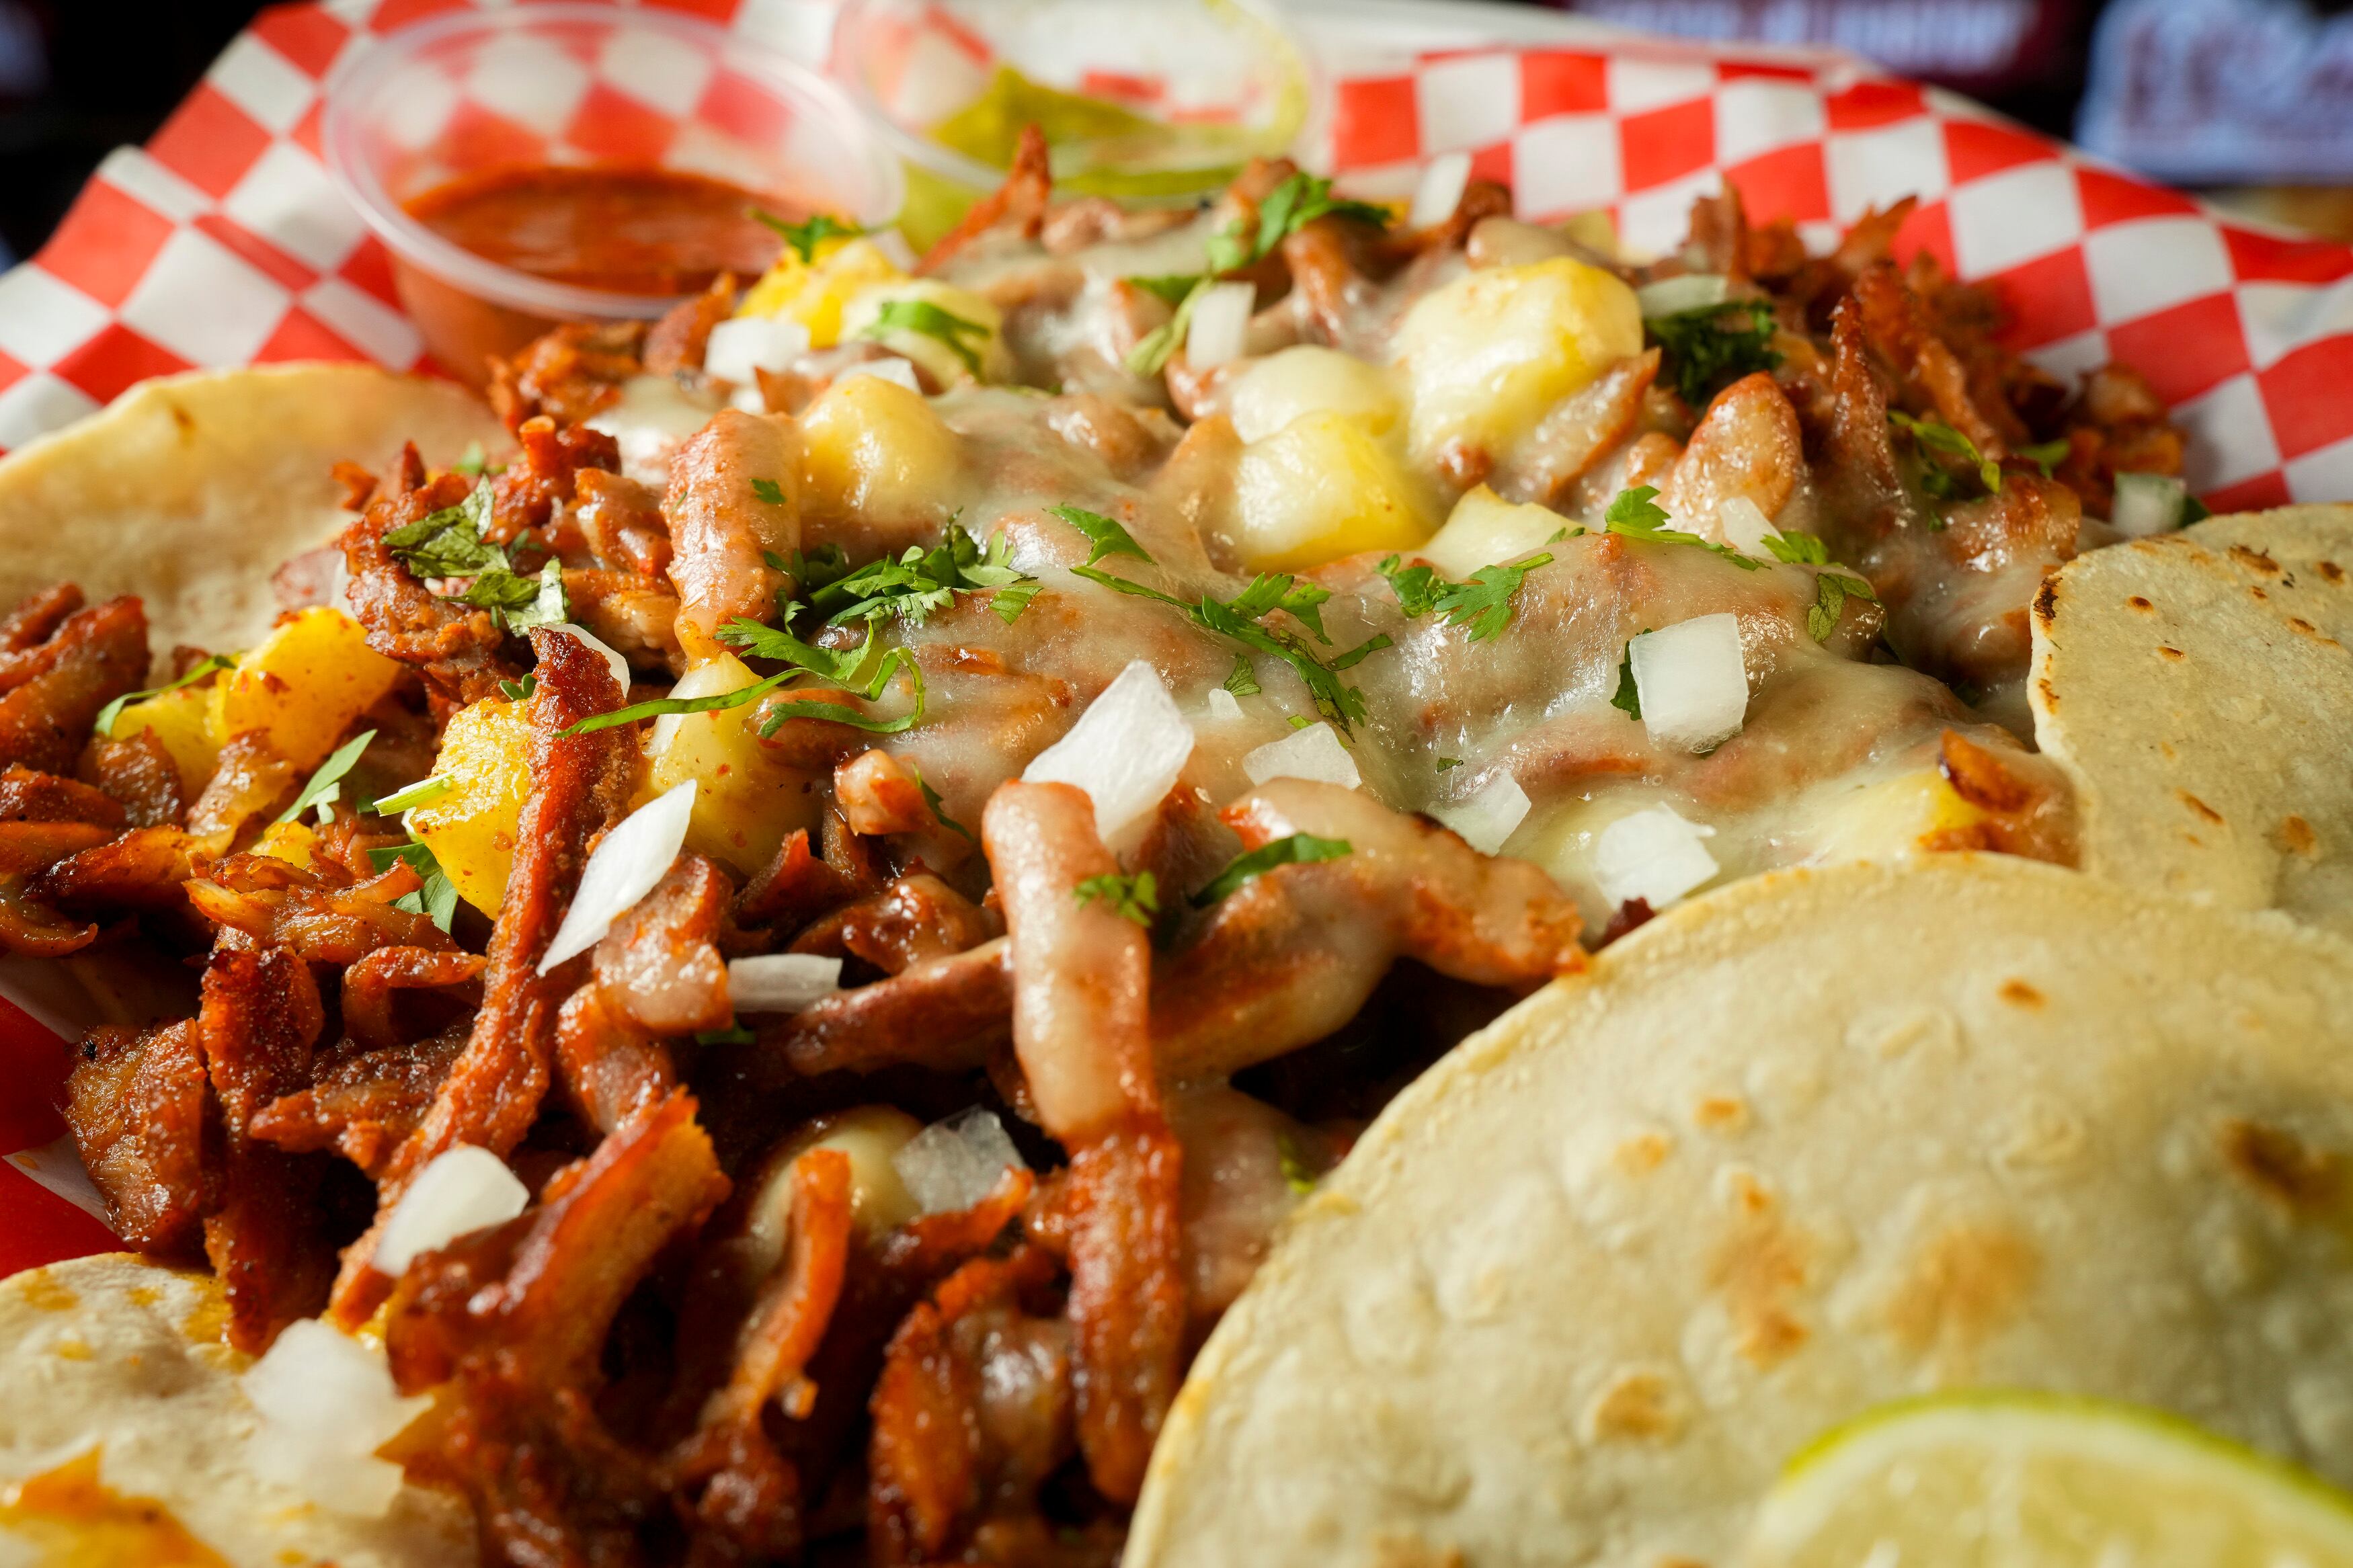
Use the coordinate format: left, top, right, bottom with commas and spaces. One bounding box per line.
405, 165, 795, 297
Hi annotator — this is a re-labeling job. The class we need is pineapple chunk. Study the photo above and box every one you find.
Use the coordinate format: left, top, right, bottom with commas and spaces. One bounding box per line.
1421, 485, 1574, 578
210, 608, 403, 771
647, 652, 819, 876
1230, 411, 1433, 572
1394, 256, 1643, 475
799, 374, 963, 528
1227, 346, 1402, 444
253, 820, 321, 869
407, 697, 534, 918
838, 279, 1009, 387
737, 237, 906, 348
110, 683, 222, 798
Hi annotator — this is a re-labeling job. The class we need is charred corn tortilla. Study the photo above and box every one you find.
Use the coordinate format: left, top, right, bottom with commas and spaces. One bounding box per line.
2031, 504, 2353, 937
1127, 856, 2353, 1567
0, 1253, 472, 1566
0, 365, 504, 654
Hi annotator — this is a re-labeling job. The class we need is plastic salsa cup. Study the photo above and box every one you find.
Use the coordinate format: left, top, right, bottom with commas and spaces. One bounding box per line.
323, 4, 904, 386
830, 0, 1318, 253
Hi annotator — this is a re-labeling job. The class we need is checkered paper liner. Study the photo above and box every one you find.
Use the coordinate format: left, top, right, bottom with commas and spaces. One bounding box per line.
3, 0, 2352, 1264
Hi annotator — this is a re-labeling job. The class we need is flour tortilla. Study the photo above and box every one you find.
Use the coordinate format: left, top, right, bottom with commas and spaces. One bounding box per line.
1126, 856, 2353, 1568
0, 365, 504, 655
0, 1253, 472, 1565
2031, 505, 2353, 938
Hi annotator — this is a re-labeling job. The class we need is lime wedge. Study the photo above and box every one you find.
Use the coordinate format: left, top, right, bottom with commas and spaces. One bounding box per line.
1745, 1392, 2353, 1567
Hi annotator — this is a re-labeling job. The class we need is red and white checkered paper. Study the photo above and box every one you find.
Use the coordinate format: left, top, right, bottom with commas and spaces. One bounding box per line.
3, 0, 2351, 1266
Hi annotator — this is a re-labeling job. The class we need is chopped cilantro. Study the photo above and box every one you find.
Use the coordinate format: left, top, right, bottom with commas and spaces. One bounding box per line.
910, 764, 974, 844
1435, 756, 1464, 772
278, 730, 374, 826
1602, 485, 1763, 569
366, 839, 460, 933
2182, 491, 2213, 524
1806, 573, 1851, 641
453, 440, 489, 478
1125, 173, 1384, 376
1374, 550, 1556, 641
1191, 832, 1352, 907
1047, 504, 1155, 567
2018, 436, 2071, 477
497, 674, 538, 702
751, 209, 863, 262
1074, 870, 1158, 926
371, 774, 452, 815
1646, 297, 1781, 407
1757, 528, 1876, 642
1223, 654, 1261, 698
1610, 637, 1643, 719
1072, 565, 1380, 731
751, 477, 788, 506
797, 529, 1036, 630
383, 482, 566, 632
93, 652, 233, 739
1888, 410, 2002, 497
569, 620, 926, 738
1286, 714, 1314, 730
861, 298, 990, 376
694, 1023, 759, 1046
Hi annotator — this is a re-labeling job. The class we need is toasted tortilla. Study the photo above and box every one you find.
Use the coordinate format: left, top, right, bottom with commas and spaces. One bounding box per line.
0, 364, 504, 655
1127, 856, 2353, 1567
0, 1253, 471, 1565
2030, 505, 2353, 937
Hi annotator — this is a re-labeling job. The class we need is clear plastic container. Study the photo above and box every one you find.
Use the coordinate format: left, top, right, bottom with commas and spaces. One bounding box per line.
830, 0, 1318, 252
323, 4, 903, 385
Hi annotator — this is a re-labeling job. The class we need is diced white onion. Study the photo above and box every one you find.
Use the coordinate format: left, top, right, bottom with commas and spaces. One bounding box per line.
538, 779, 697, 973
2110, 471, 2190, 537
836, 358, 924, 393
373, 1144, 529, 1274
1408, 152, 1473, 230
704, 315, 811, 386
1630, 614, 1749, 754
870, 227, 920, 272
1185, 281, 1257, 370
1022, 660, 1195, 840
1593, 804, 1719, 909
1431, 770, 1531, 856
584, 374, 721, 489
1636, 273, 1728, 318
541, 623, 631, 696
891, 1106, 1027, 1216
242, 1319, 432, 1518
1716, 495, 1776, 556
1203, 686, 1244, 723
1243, 721, 1361, 790
727, 952, 844, 1015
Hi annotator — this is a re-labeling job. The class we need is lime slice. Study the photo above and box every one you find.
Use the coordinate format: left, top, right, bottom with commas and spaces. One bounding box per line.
1745, 1392, 2353, 1568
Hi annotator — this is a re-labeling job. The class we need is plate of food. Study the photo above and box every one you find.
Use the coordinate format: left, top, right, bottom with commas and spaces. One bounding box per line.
1, 2, 2350, 1565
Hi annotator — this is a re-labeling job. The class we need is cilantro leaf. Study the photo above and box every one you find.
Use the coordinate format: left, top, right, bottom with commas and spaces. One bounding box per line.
383, 483, 500, 578
861, 298, 990, 376
1127, 274, 1201, 306
989, 581, 1042, 624
497, 674, 538, 702
1435, 756, 1464, 771
695, 1024, 759, 1045
1376, 549, 1554, 639
366, 839, 460, 933
797, 530, 1039, 631
910, 764, 974, 844
1888, 410, 2002, 496
1373, 554, 1445, 618
751, 477, 788, 507
1224, 654, 1261, 697
1277, 1132, 1318, 1195
453, 441, 489, 478
1191, 832, 1352, 907
1758, 528, 1875, 641
752, 209, 863, 262
2182, 491, 2213, 524
1806, 573, 1849, 642
1603, 486, 1763, 570
1228, 573, 1333, 642
1074, 870, 1158, 926
1047, 505, 1155, 567
1646, 297, 1781, 407
93, 652, 233, 739
1330, 632, 1391, 671
278, 730, 375, 825
1610, 638, 1642, 719
569, 621, 926, 738
1761, 528, 1829, 566
1125, 278, 1207, 377
1071, 566, 1374, 731
2018, 436, 2071, 477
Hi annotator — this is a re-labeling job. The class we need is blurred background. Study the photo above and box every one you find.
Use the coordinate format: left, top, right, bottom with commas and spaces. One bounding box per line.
1, 0, 2348, 267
